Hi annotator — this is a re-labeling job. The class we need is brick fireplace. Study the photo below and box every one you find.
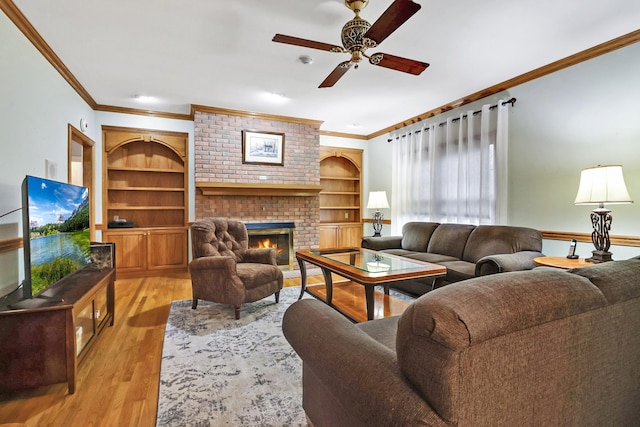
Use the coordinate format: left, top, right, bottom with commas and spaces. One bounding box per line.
193, 107, 322, 261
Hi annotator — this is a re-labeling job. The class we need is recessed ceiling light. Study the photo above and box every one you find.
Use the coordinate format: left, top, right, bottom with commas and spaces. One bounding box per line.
133, 94, 157, 103
261, 92, 289, 104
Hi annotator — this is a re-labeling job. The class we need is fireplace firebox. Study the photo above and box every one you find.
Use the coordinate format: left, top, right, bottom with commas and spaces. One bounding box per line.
246, 222, 294, 270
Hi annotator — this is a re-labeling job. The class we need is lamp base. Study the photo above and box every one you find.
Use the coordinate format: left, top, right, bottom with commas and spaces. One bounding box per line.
371, 209, 384, 238
586, 250, 613, 263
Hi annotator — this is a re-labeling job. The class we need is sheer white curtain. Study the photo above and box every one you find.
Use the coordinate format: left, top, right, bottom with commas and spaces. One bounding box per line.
390, 100, 510, 234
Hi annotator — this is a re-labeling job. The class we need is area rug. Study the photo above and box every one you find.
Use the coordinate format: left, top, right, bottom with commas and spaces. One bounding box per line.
156, 287, 310, 427
156, 286, 416, 426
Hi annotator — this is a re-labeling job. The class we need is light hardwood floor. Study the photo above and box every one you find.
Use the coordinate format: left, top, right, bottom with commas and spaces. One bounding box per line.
0, 272, 316, 427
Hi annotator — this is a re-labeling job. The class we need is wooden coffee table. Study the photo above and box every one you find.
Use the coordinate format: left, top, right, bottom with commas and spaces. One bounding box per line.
296, 248, 446, 321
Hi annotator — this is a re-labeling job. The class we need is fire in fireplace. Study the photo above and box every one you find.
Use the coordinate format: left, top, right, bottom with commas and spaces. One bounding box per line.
246, 222, 294, 270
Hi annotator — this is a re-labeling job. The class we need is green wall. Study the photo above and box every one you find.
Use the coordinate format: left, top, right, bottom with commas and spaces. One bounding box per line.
365, 41, 640, 259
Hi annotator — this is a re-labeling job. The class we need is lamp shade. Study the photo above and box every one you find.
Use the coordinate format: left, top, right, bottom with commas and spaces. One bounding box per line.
366, 191, 389, 209
574, 165, 633, 205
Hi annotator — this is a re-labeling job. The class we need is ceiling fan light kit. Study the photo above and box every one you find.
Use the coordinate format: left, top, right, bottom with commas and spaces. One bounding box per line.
273, 0, 429, 88
345, 0, 370, 13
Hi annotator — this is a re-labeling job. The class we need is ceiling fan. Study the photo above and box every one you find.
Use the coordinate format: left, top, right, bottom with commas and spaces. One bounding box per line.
273, 0, 429, 88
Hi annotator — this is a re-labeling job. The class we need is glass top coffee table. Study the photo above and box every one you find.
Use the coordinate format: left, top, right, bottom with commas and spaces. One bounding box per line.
296, 248, 446, 321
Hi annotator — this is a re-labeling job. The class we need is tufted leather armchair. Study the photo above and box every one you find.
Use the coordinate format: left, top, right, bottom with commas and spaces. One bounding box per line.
189, 218, 283, 319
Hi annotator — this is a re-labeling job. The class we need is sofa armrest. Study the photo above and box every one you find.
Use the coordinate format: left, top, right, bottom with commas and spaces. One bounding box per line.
242, 247, 277, 265
283, 299, 447, 427
361, 235, 403, 250
189, 255, 238, 284
189, 255, 236, 272
475, 251, 545, 276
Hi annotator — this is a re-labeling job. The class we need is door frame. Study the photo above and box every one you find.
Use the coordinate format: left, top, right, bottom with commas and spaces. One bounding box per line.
68, 124, 96, 240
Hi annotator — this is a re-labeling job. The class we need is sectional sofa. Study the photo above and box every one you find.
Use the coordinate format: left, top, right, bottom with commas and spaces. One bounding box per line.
361, 222, 544, 295
283, 258, 640, 426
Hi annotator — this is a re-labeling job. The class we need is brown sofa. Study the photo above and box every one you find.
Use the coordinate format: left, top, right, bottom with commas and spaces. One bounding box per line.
361, 222, 544, 295
283, 258, 640, 426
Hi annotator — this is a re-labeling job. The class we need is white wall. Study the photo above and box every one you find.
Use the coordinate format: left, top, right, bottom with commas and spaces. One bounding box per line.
0, 13, 96, 213
508, 42, 640, 259
0, 13, 96, 295
0, 14, 196, 294
366, 41, 640, 259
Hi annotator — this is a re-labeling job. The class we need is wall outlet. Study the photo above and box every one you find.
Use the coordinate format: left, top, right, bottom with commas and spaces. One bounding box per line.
344, 212, 349, 219
259, 175, 267, 180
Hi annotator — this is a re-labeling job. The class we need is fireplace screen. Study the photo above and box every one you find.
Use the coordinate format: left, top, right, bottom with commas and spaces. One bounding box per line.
246, 223, 294, 270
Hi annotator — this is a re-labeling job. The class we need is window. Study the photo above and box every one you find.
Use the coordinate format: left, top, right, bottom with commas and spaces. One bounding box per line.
391, 101, 510, 233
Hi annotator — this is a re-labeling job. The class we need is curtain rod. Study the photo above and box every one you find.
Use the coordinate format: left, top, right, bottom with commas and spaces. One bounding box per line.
387, 97, 517, 142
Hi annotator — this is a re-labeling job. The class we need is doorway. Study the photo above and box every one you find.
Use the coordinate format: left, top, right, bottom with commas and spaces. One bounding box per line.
68, 124, 95, 240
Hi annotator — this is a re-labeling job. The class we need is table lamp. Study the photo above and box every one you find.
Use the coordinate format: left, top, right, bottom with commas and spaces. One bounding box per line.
574, 165, 633, 263
367, 191, 389, 237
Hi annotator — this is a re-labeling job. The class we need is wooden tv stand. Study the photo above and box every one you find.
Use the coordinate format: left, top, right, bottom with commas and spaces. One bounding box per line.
0, 266, 115, 394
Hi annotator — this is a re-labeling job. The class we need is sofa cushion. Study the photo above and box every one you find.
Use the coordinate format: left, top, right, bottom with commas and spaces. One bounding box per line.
437, 260, 476, 281
401, 222, 440, 252
462, 225, 542, 263
357, 316, 400, 351
236, 263, 282, 290
378, 248, 423, 257
569, 258, 640, 304
426, 224, 475, 259
402, 252, 459, 264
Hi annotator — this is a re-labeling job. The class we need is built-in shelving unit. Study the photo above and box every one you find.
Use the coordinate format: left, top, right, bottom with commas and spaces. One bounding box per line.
102, 126, 189, 277
319, 146, 363, 248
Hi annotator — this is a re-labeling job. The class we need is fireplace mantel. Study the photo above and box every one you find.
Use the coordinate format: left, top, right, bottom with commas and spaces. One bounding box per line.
196, 182, 322, 197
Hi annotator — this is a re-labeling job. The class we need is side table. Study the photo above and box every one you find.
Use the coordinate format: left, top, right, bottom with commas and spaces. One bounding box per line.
533, 256, 592, 270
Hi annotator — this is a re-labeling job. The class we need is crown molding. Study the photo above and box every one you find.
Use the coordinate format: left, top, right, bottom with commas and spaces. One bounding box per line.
191, 104, 324, 128
319, 130, 368, 140
95, 104, 192, 121
1, 0, 97, 108
367, 29, 640, 140
4, 0, 637, 139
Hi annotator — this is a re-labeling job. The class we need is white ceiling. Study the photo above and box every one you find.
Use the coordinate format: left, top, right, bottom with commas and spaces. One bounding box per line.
12, 0, 640, 135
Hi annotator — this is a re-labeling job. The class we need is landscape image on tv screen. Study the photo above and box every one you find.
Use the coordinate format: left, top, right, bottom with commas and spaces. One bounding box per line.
24, 176, 91, 296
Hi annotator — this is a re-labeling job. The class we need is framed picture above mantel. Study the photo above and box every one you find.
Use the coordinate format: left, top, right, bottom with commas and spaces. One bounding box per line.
242, 130, 285, 166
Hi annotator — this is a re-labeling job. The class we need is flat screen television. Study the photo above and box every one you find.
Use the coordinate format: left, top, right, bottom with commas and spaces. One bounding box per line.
21, 175, 91, 299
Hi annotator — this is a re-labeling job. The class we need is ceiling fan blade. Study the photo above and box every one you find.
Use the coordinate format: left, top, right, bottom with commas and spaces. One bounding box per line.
365, 0, 421, 45
369, 53, 429, 75
319, 61, 353, 88
272, 34, 344, 52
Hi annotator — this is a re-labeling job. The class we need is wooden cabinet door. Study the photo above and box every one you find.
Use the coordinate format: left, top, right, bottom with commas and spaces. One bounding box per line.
319, 225, 339, 249
147, 228, 188, 271
74, 301, 95, 357
102, 230, 147, 274
94, 285, 109, 330
338, 224, 363, 248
